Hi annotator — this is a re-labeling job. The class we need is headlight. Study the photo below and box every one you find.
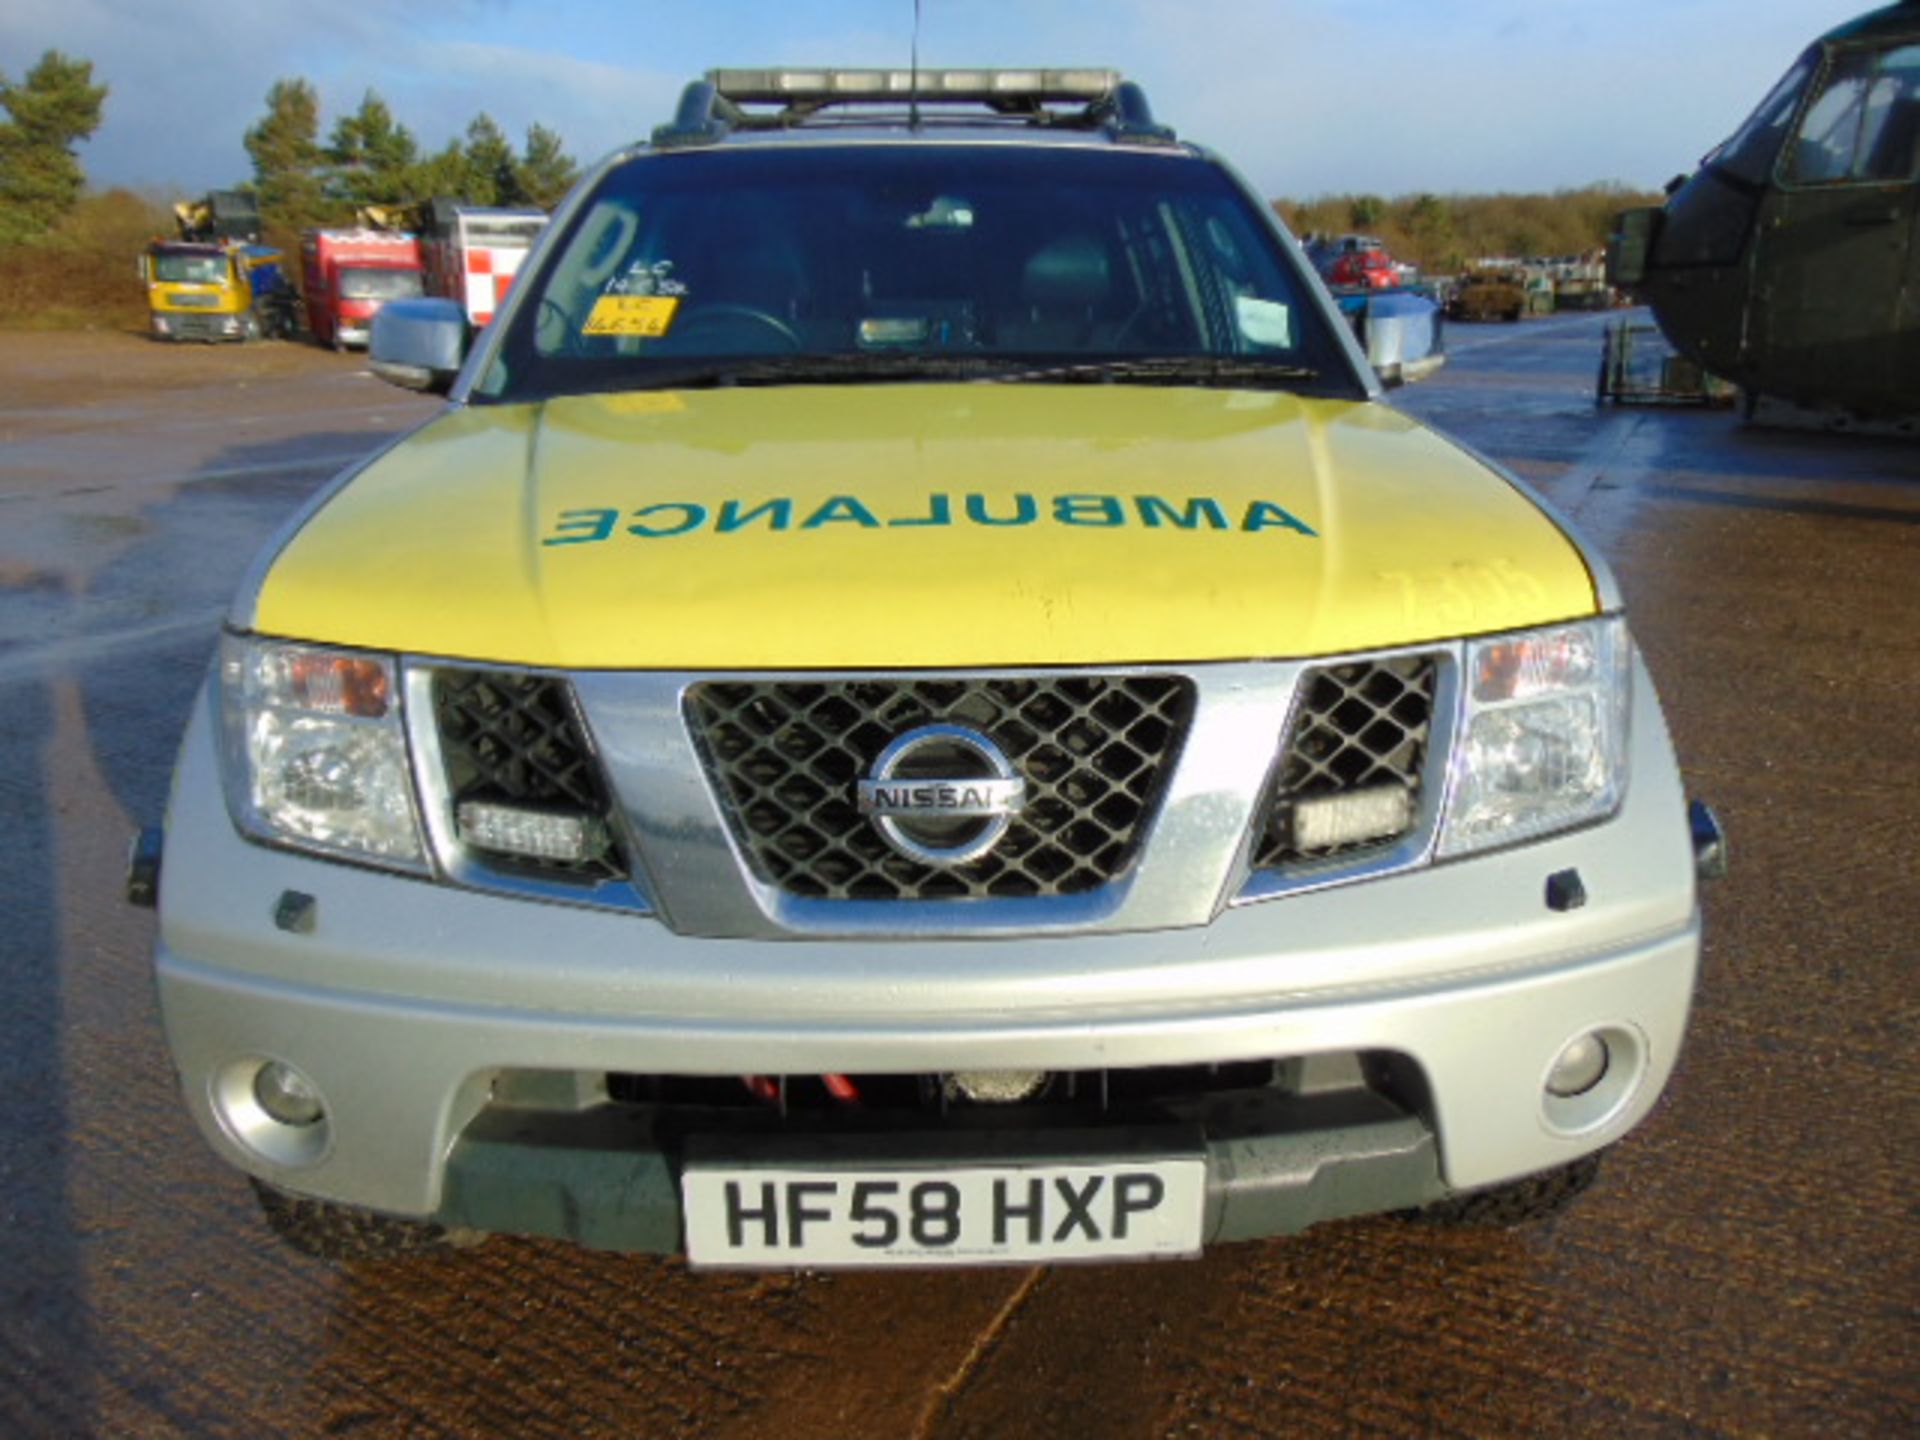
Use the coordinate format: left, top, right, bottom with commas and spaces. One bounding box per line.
1437, 617, 1630, 858
219, 633, 427, 869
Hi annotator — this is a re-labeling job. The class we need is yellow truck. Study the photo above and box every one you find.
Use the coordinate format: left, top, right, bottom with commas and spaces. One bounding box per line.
142, 192, 296, 342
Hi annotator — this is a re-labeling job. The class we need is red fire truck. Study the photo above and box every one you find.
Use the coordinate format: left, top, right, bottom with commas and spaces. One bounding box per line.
414, 201, 549, 329
300, 229, 425, 351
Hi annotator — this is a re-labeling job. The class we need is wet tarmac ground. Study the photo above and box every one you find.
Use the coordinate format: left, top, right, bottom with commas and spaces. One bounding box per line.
0, 317, 1914, 1438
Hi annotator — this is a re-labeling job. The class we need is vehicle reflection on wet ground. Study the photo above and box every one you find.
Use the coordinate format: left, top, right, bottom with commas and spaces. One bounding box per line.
0, 319, 1913, 1438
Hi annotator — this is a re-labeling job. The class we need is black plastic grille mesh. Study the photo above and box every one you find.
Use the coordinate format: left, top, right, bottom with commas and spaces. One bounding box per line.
432, 670, 622, 881
1254, 655, 1438, 870
687, 676, 1195, 900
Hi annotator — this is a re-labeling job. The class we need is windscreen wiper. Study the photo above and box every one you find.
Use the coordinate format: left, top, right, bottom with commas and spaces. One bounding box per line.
606, 352, 1034, 391
996, 356, 1321, 388
545, 351, 1322, 401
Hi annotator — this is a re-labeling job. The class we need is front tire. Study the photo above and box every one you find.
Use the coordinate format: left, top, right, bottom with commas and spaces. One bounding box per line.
1403, 1151, 1603, 1227
250, 1177, 484, 1261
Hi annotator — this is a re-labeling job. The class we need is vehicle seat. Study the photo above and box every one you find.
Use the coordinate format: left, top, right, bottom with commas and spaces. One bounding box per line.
705, 237, 808, 321
999, 234, 1118, 352
1865, 97, 1920, 181
648, 221, 811, 354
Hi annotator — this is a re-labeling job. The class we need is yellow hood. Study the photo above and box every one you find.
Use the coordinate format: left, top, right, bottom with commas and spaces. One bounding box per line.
254, 385, 1598, 668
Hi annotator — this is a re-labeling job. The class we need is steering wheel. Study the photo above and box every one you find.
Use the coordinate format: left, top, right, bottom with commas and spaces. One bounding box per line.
538, 296, 584, 355
667, 303, 803, 353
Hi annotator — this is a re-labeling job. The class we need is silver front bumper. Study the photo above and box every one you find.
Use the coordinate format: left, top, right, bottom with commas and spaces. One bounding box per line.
155, 663, 1700, 1236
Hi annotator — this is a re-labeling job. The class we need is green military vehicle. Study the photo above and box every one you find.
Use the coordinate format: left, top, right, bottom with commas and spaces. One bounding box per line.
1611, 2, 1920, 419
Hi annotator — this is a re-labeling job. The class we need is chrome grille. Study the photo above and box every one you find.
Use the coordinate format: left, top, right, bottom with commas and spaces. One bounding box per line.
1253, 655, 1438, 870
166, 313, 229, 338
431, 670, 622, 881
687, 676, 1195, 900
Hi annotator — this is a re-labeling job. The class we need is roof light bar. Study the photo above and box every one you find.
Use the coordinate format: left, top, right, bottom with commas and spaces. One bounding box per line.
653, 67, 1172, 150
707, 67, 1122, 105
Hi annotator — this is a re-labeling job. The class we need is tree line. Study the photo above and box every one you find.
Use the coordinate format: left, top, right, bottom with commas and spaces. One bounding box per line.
0, 50, 580, 247
246, 78, 580, 233
1276, 186, 1663, 274
0, 49, 587, 327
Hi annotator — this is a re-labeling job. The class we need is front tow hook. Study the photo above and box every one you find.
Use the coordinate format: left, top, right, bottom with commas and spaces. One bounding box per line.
126, 826, 163, 908
1689, 801, 1727, 882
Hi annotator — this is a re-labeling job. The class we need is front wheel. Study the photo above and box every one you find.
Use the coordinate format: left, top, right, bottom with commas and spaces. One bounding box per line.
250, 1177, 485, 1262
1402, 1151, 1603, 1227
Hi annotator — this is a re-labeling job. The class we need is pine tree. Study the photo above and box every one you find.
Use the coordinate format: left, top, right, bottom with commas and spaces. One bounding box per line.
462, 113, 518, 206
516, 123, 578, 209
327, 89, 418, 208
1406, 193, 1454, 270
245, 78, 329, 230
405, 139, 471, 205
0, 50, 108, 244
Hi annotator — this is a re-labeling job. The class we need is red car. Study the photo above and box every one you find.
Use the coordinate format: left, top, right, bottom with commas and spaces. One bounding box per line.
1324, 241, 1399, 289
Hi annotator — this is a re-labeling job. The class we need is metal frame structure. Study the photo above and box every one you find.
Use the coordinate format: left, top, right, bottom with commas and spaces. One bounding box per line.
653, 67, 1177, 148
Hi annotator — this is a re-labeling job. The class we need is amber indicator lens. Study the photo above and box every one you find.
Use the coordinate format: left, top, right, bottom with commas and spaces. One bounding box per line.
286, 653, 391, 718
1472, 627, 1596, 704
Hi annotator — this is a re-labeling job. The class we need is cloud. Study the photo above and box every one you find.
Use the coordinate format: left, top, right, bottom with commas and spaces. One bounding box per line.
1071, 0, 1867, 196
0, 0, 674, 190
327, 39, 682, 167
0, 0, 1880, 198
2, 0, 280, 190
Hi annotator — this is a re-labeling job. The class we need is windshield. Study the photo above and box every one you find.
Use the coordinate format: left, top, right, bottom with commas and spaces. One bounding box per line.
1709, 50, 1818, 184
152, 251, 229, 285
475, 145, 1356, 402
339, 266, 424, 301
1783, 42, 1920, 185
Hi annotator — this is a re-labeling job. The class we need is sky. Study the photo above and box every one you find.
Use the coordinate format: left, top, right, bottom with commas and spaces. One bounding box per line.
0, 1, 1882, 200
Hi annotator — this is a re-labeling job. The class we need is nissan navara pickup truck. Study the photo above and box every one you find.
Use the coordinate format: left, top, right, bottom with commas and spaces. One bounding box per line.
134, 70, 1723, 1267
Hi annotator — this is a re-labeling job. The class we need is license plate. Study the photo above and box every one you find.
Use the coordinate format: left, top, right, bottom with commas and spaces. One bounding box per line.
682, 1157, 1207, 1269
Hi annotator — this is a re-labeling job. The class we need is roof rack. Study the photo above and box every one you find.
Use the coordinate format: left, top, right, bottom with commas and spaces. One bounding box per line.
651, 67, 1176, 149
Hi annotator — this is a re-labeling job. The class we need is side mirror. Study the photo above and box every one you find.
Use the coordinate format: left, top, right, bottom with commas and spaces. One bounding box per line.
369, 298, 468, 395
1606, 207, 1662, 289
1360, 291, 1446, 387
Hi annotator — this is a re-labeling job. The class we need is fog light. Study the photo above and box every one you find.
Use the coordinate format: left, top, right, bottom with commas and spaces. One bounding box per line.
253, 1061, 325, 1127
1292, 783, 1413, 852
457, 801, 604, 864
1546, 1033, 1610, 1098
944, 1070, 1048, 1104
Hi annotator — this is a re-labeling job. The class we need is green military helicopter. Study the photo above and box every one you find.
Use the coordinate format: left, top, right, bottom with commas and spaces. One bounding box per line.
1611, 2, 1919, 419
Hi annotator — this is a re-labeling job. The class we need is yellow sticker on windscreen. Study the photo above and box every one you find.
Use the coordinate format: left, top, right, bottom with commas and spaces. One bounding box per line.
583, 295, 681, 337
